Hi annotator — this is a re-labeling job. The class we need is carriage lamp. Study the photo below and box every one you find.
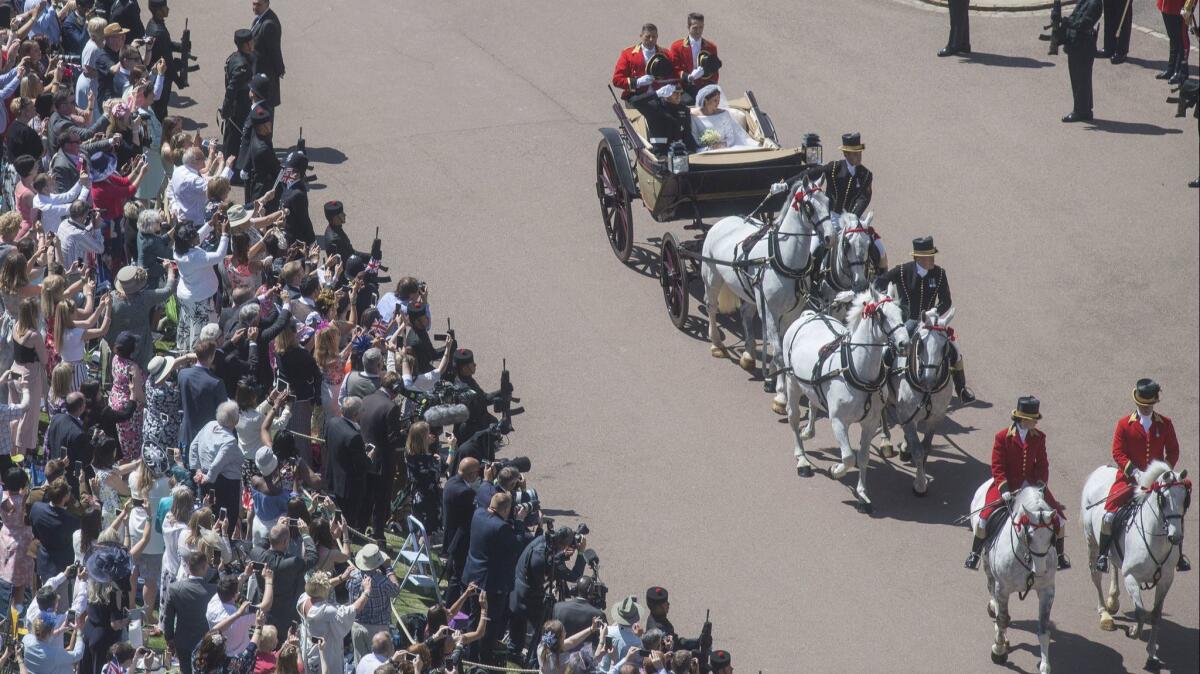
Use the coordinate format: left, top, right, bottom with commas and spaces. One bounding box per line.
668, 141, 690, 174
803, 133, 822, 165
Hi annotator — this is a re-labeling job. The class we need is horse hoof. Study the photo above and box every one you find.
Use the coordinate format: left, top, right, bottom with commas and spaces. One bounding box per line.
898, 442, 912, 463
1099, 614, 1115, 632
912, 484, 929, 498
1104, 597, 1120, 614
990, 651, 1007, 665
830, 463, 848, 479
771, 398, 787, 415
987, 603, 996, 619
877, 442, 896, 459
710, 345, 726, 358
797, 465, 814, 478
1144, 657, 1162, 672
739, 353, 756, 371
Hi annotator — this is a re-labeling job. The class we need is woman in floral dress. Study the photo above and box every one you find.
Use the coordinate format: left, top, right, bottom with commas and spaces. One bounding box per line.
107, 332, 146, 460
0, 468, 34, 607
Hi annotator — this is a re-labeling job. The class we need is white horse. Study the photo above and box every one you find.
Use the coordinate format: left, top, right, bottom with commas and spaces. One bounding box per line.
701, 174, 832, 412
880, 307, 956, 496
815, 211, 877, 298
970, 481, 1058, 673
781, 286, 909, 512
1081, 461, 1190, 671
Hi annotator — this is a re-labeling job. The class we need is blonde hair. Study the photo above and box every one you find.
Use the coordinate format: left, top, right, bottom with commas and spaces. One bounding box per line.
41, 274, 67, 320
52, 300, 75, 352
186, 507, 214, 549
168, 486, 195, 525
207, 176, 231, 201
87, 16, 108, 39
304, 571, 333, 601
51, 362, 75, 401
0, 252, 28, 294
273, 321, 299, 353
0, 212, 21, 240
312, 326, 340, 369
406, 421, 431, 456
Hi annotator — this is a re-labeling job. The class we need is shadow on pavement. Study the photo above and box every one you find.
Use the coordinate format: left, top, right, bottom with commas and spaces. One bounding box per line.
1084, 119, 1184, 136
1108, 614, 1200, 673
1005, 619, 1128, 674
1121, 55, 1171, 73
180, 116, 207, 131
627, 241, 661, 279
962, 52, 1055, 69
169, 93, 198, 108
299, 145, 349, 165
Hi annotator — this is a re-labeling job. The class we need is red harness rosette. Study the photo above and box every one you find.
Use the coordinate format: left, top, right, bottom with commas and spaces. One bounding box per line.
791, 185, 824, 211
860, 296, 893, 318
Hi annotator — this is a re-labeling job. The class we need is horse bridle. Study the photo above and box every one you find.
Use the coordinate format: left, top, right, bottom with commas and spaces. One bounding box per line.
906, 326, 952, 391
824, 226, 872, 292
1009, 504, 1058, 599
1133, 477, 1192, 589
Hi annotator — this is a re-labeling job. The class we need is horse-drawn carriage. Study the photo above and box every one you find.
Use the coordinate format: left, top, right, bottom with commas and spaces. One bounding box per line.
594, 90, 823, 328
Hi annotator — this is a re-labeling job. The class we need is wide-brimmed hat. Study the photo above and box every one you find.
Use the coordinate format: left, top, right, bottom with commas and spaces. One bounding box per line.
103, 22, 129, 38
646, 52, 674, 79
142, 447, 169, 478
255, 446, 278, 476
85, 543, 132, 584
88, 151, 117, 182
1132, 378, 1160, 406
226, 204, 252, 229
115, 265, 147, 294
1012, 396, 1042, 421
839, 132, 865, 153
354, 543, 387, 571
611, 595, 641, 627
911, 236, 937, 257
146, 354, 177, 385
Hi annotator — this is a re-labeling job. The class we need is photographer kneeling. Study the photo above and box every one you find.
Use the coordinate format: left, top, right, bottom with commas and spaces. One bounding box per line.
510, 526, 587, 664
551, 576, 605, 647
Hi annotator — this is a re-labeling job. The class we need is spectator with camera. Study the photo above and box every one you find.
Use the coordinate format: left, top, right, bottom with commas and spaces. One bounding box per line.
23, 611, 87, 673
551, 576, 605, 644
206, 567, 275, 659
442, 456, 482, 601
345, 543, 401, 660
247, 518, 317, 633
509, 523, 589, 664
463, 491, 531, 665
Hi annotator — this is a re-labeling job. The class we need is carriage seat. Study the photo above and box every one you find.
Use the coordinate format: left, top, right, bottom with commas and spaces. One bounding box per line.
625, 96, 769, 149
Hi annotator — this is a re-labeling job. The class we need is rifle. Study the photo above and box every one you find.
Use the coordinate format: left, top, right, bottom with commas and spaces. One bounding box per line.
696, 609, 713, 673
492, 358, 523, 433
177, 18, 200, 88
1042, 0, 1064, 55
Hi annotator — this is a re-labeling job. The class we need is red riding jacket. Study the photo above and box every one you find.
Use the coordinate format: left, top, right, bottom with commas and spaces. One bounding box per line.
1111, 411, 1179, 480
667, 37, 719, 88
991, 426, 1049, 494
612, 43, 659, 99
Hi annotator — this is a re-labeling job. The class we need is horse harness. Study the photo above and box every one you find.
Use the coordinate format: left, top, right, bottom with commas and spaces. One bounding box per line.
820, 226, 878, 294
726, 185, 826, 302
997, 507, 1059, 601
888, 326, 954, 426
1124, 478, 1193, 590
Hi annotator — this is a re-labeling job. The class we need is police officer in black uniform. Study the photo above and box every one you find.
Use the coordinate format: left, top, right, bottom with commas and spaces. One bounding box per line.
279, 151, 315, 244
1061, 0, 1104, 122
144, 0, 181, 120
109, 0, 145, 40
938, 0, 971, 57
873, 236, 975, 403
450, 349, 501, 442
237, 74, 274, 178
222, 30, 255, 157
245, 107, 279, 203
628, 83, 700, 155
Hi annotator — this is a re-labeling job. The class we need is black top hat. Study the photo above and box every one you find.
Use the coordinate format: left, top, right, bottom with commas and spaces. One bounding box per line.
646, 52, 674, 79
911, 236, 937, 257
323, 200, 343, 220
250, 106, 272, 126
453, 348, 474, 367
148, 0, 167, 9
698, 51, 722, 76
710, 651, 732, 670
645, 586, 668, 604
1133, 378, 1161, 406
249, 73, 271, 95
839, 132, 865, 152
1012, 396, 1042, 421
234, 28, 253, 46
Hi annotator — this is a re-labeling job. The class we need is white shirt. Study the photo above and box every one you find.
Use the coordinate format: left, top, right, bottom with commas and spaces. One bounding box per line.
915, 264, 929, 278
170, 163, 231, 225
641, 45, 656, 63
355, 654, 389, 674
1139, 412, 1153, 432
33, 181, 89, 235
206, 594, 255, 656
127, 474, 171, 555
1016, 426, 1029, 443
175, 235, 229, 302
57, 219, 105, 267
690, 37, 702, 66
845, 160, 857, 177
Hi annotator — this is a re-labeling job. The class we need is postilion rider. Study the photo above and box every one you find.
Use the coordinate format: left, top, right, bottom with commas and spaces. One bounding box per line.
1093, 378, 1190, 573
965, 396, 1071, 571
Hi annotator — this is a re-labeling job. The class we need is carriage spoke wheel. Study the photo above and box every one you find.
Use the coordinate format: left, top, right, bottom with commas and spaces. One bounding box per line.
596, 144, 634, 262
659, 232, 690, 329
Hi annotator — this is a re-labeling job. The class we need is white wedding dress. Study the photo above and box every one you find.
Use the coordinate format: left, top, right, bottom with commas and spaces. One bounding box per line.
691, 109, 760, 152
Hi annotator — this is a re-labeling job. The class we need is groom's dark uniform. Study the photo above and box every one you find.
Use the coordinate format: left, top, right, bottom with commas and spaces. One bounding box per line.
628, 90, 699, 154
803, 159, 873, 217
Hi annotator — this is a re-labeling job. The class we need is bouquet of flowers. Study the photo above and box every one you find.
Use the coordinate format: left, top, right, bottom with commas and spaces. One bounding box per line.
699, 129, 723, 148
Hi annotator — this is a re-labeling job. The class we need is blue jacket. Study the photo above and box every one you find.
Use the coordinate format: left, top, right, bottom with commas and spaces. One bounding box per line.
177, 365, 228, 451
462, 509, 528, 594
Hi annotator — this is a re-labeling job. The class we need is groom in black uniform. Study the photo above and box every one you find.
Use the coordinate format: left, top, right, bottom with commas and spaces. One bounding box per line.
628, 83, 699, 155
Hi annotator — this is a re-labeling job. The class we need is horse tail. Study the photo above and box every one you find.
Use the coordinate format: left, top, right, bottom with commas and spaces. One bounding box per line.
716, 285, 740, 314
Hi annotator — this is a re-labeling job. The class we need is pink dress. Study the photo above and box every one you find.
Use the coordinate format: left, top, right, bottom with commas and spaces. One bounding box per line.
0, 492, 33, 586
108, 355, 144, 460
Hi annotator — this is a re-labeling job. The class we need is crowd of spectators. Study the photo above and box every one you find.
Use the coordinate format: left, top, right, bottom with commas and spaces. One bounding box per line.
0, 1, 736, 673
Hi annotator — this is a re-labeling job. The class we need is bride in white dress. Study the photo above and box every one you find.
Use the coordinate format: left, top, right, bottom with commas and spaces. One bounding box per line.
690, 84, 762, 152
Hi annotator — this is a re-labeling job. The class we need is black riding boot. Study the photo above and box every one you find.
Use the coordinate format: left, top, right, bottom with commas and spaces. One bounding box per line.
1156, 52, 1177, 80
1178, 553, 1192, 572
1055, 537, 1071, 570
952, 368, 976, 404
965, 535, 984, 569
1169, 55, 1189, 85
1093, 532, 1113, 572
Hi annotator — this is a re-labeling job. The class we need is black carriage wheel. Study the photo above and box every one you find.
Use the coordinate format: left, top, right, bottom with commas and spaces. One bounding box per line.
659, 232, 690, 329
596, 144, 634, 262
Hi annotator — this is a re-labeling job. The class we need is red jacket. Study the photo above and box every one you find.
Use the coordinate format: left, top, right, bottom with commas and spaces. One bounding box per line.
668, 37, 719, 88
991, 426, 1049, 494
1158, 0, 1184, 14
612, 43, 662, 99
1111, 411, 1179, 480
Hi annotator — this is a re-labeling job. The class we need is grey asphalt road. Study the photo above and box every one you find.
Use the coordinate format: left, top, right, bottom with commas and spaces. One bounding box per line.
176, 0, 1197, 671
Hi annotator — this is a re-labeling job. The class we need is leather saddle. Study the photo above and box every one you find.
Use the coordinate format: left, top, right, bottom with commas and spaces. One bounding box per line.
983, 506, 1010, 548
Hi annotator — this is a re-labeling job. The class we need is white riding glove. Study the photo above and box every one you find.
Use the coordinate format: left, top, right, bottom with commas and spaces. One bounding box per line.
1130, 468, 1142, 482
1001, 491, 1014, 506
688, 66, 705, 82
636, 74, 654, 87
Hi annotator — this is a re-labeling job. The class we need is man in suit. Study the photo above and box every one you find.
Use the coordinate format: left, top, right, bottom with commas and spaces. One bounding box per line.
164, 551, 217, 674
939, 0, 971, 57
873, 236, 974, 403
358, 374, 405, 548
1096, 0, 1132, 63
324, 396, 368, 529
250, 0, 284, 108
1062, 0, 1104, 122
29, 479, 81, 580
177, 339, 229, 458
442, 457, 482, 601
511, 527, 587, 662
668, 12, 721, 100
222, 29, 255, 158
109, 0, 145, 40
612, 23, 663, 100
279, 151, 315, 244
248, 520, 317, 632
47, 90, 107, 157
463, 492, 530, 665
144, 0, 182, 119
245, 107, 279, 204
45, 393, 92, 496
